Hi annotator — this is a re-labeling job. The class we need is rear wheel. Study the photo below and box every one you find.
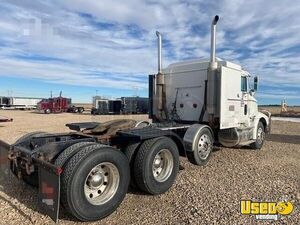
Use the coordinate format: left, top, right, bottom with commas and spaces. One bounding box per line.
73, 108, 79, 113
14, 131, 48, 145
186, 128, 213, 166
78, 107, 84, 113
61, 144, 130, 221
134, 137, 179, 195
250, 121, 265, 150
54, 142, 95, 167
121, 142, 140, 188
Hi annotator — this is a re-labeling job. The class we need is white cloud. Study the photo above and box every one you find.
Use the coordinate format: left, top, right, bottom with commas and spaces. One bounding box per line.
257, 89, 300, 99
0, 0, 299, 96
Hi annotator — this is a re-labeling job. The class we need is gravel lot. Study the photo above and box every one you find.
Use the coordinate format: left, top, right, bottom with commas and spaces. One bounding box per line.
0, 111, 299, 225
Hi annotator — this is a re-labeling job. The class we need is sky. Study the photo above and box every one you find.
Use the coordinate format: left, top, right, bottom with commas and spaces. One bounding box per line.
0, 0, 299, 105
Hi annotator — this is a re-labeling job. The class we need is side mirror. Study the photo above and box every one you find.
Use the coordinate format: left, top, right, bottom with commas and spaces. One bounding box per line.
254, 76, 258, 91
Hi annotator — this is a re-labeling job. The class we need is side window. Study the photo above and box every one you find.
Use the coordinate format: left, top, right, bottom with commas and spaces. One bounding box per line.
241, 76, 247, 92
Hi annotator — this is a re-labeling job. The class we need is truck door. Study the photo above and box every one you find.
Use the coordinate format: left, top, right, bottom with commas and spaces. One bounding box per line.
245, 77, 259, 126
240, 75, 250, 125
219, 66, 248, 129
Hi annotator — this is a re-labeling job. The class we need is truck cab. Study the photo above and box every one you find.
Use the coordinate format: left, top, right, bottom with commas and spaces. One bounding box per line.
150, 16, 270, 149
37, 97, 70, 113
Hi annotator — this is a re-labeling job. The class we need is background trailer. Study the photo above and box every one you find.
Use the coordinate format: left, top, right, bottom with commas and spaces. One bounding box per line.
0, 96, 42, 109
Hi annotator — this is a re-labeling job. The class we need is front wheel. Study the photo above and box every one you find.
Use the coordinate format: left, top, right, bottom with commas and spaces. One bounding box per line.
121, 142, 140, 188
61, 144, 130, 221
250, 121, 265, 150
134, 137, 179, 195
44, 109, 51, 114
186, 128, 213, 166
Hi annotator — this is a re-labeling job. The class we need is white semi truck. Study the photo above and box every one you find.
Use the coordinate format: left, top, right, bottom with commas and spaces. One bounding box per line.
0, 15, 270, 223
151, 16, 270, 154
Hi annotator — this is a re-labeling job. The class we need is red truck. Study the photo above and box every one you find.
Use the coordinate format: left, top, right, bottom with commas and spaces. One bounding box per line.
37, 96, 84, 114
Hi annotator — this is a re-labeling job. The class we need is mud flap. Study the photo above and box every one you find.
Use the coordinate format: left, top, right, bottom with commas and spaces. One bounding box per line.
0, 140, 10, 182
38, 166, 61, 223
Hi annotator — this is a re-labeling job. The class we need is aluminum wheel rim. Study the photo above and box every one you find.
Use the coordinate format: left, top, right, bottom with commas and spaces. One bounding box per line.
152, 149, 173, 182
84, 162, 119, 205
197, 134, 212, 160
257, 127, 264, 144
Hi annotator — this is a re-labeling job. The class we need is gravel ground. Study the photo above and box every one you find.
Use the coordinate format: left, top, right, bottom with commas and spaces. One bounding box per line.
0, 111, 299, 225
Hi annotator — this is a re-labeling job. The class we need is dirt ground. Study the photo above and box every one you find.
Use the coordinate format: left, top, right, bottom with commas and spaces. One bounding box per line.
0, 110, 299, 225
259, 106, 300, 115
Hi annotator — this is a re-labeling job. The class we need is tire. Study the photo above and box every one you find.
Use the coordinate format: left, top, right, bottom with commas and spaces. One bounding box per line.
45, 109, 51, 114
73, 108, 79, 113
54, 142, 95, 167
78, 108, 84, 113
250, 121, 265, 150
14, 131, 48, 145
13, 132, 48, 187
134, 137, 179, 195
186, 128, 213, 166
121, 142, 141, 188
61, 144, 130, 221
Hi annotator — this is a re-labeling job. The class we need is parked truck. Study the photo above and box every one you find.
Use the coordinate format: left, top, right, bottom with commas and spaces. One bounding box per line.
37, 96, 84, 114
0, 16, 270, 223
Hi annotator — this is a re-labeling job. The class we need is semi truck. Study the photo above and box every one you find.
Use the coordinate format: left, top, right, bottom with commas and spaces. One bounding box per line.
0, 16, 270, 223
37, 96, 84, 114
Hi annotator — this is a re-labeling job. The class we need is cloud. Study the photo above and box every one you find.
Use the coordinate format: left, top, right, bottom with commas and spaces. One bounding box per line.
257, 89, 300, 99
0, 0, 299, 99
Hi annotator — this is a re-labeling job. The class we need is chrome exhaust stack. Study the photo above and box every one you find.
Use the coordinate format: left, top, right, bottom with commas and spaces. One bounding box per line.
207, 15, 219, 125
154, 31, 165, 120
156, 31, 162, 74
210, 15, 219, 69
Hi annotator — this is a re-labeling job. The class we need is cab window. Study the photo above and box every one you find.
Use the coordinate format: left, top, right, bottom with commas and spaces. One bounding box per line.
241, 76, 247, 92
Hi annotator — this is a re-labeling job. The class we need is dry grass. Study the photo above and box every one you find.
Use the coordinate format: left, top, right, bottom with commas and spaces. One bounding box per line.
259, 106, 300, 115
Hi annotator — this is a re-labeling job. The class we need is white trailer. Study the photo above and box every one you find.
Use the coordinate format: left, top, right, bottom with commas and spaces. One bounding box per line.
0, 96, 42, 109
